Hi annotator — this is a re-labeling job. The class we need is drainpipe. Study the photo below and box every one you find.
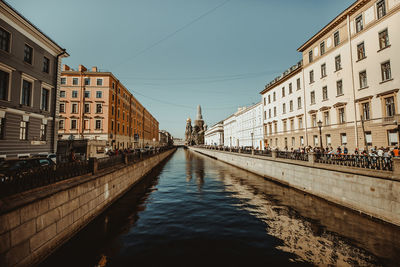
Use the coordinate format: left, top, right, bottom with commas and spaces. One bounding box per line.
51, 49, 67, 154
301, 61, 309, 146
347, 14, 359, 149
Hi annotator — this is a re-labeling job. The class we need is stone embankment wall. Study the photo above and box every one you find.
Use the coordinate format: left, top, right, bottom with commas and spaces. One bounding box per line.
190, 147, 400, 227
0, 148, 176, 267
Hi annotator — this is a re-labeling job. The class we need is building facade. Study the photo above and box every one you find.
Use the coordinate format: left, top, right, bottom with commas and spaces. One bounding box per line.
261, 0, 400, 151
204, 121, 224, 146
0, 1, 68, 158
58, 64, 159, 150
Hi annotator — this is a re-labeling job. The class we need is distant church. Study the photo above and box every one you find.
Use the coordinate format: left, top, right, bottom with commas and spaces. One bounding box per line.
185, 105, 207, 146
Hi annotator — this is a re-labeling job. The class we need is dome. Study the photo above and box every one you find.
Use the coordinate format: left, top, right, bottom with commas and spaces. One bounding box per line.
187, 117, 191, 122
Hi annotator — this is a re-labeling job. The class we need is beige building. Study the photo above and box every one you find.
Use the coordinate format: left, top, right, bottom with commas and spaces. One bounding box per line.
262, 0, 400, 151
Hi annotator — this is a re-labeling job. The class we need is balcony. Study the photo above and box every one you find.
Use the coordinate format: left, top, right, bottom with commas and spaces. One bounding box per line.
382, 114, 400, 125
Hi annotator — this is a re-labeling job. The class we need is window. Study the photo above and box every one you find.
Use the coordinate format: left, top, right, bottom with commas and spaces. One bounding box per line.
290, 119, 294, 131
322, 86, 328, 100
72, 90, 78, 98
381, 61, 391, 81
0, 27, 10, 52
21, 80, 32, 106
268, 109, 271, 118
359, 71, 368, 88
341, 133, 347, 145
300, 136, 304, 146
43, 57, 50, 73
320, 41, 325, 55
337, 80, 343, 96
335, 55, 341, 71
365, 131, 372, 146
72, 103, 78, 113
97, 79, 103, 86
273, 92, 276, 101
291, 137, 295, 147
59, 120, 64, 130
362, 102, 370, 120
324, 111, 330, 125
269, 124, 272, 134
112, 82, 115, 89
61, 77, 66, 85
310, 91, 315, 104
282, 87, 285, 97
273, 107, 276, 117
313, 135, 319, 146
0, 70, 9, 100
111, 120, 114, 130
72, 78, 79, 85
84, 103, 90, 113
334, 31, 340, 46
289, 83, 292, 94
283, 121, 287, 132
297, 78, 301, 90
311, 114, 317, 127
111, 106, 114, 115
71, 119, 77, 130
84, 90, 90, 98
41, 88, 50, 111
84, 78, 90, 85
263, 97, 266, 105
321, 64, 326, 78
96, 103, 102, 113
388, 130, 398, 146
268, 95, 271, 103
274, 122, 277, 133
339, 107, 346, 123
24, 44, 33, 64
309, 50, 313, 63
20, 121, 28, 140
297, 97, 302, 109
379, 29, 389, 49
0, 117, 5, 139
95, 120, 101, 130
264, 111, 266, 120
309, 70, 314, 83
355, 15, 363, 33
96, 91, 102, 98
385, 96, 395, 117
40, 124, 47, 141
59, 103, 65, 113
357, 42, 365, 60
282, 103, 286, 114
60, 90, 66, 98
326, 134, 331, 146
289, 100, 293, 112
377, 0, 386, 19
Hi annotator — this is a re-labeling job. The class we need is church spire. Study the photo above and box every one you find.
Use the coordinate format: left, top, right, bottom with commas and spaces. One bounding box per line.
197, 105, 203, 120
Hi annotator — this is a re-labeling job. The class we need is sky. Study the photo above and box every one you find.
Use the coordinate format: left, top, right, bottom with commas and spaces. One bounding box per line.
9, 0, 355, 138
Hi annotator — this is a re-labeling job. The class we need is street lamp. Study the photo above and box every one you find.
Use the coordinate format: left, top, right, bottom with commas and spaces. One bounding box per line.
317, 120, 323, 150
251, 132, 254, 149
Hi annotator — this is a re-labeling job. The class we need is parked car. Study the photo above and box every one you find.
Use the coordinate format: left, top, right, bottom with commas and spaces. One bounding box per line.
0, 158, 55, 182
47, 153, 57, 164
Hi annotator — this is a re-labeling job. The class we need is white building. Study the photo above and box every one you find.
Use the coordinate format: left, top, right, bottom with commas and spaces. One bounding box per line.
204, 121, 224, 146
261, 0, 400, 150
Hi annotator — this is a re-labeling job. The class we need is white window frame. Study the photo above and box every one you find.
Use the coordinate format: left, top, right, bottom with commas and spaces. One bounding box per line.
20, 73, 37, 107
0, 62, 15, 101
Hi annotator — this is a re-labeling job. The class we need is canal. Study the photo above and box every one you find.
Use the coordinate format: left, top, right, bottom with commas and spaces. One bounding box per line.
41, 148, 400, 267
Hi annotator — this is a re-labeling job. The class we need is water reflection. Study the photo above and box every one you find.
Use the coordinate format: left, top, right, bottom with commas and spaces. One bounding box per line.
185, 149, 205, 191
194, 151, 400, 266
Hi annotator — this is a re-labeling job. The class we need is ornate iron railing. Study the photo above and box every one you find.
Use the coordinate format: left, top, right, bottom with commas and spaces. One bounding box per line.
98, 154, 124, 170
276, 151, 309, 161
316, 154, 392, 171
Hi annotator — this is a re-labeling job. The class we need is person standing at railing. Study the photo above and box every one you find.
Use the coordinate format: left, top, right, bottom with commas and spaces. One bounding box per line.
393, 146, 399, 157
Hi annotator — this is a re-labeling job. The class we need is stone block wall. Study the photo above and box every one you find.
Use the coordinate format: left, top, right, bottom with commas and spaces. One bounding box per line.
0, 148, 175, 266
190, 147, 400, 227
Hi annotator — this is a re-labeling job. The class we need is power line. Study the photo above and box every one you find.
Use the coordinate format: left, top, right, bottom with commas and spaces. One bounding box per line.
113, 0, 232, 68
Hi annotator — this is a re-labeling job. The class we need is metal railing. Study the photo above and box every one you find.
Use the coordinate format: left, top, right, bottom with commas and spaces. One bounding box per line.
316, 154, 392, 171
0, 146, 175, 198
277, 151, 309, 161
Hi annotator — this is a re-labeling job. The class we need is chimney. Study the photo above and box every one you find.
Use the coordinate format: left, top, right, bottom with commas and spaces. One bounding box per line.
78, 65, 87, 72
62, 64, 70, 71
91, 66, 98, 72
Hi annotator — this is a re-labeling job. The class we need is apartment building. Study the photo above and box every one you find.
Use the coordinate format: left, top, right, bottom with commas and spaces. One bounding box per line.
261, 62, 305, 149
58, 64, 159, 149
0, 1, 68, 158
205, 121, 224, 146
261, 0, 399, 150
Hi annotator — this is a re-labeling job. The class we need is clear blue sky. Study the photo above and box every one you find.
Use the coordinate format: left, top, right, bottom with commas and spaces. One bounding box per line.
9, 0, 354, 138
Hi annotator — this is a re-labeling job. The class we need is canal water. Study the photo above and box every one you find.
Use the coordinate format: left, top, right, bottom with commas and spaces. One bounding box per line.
41, 148, 400, 267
